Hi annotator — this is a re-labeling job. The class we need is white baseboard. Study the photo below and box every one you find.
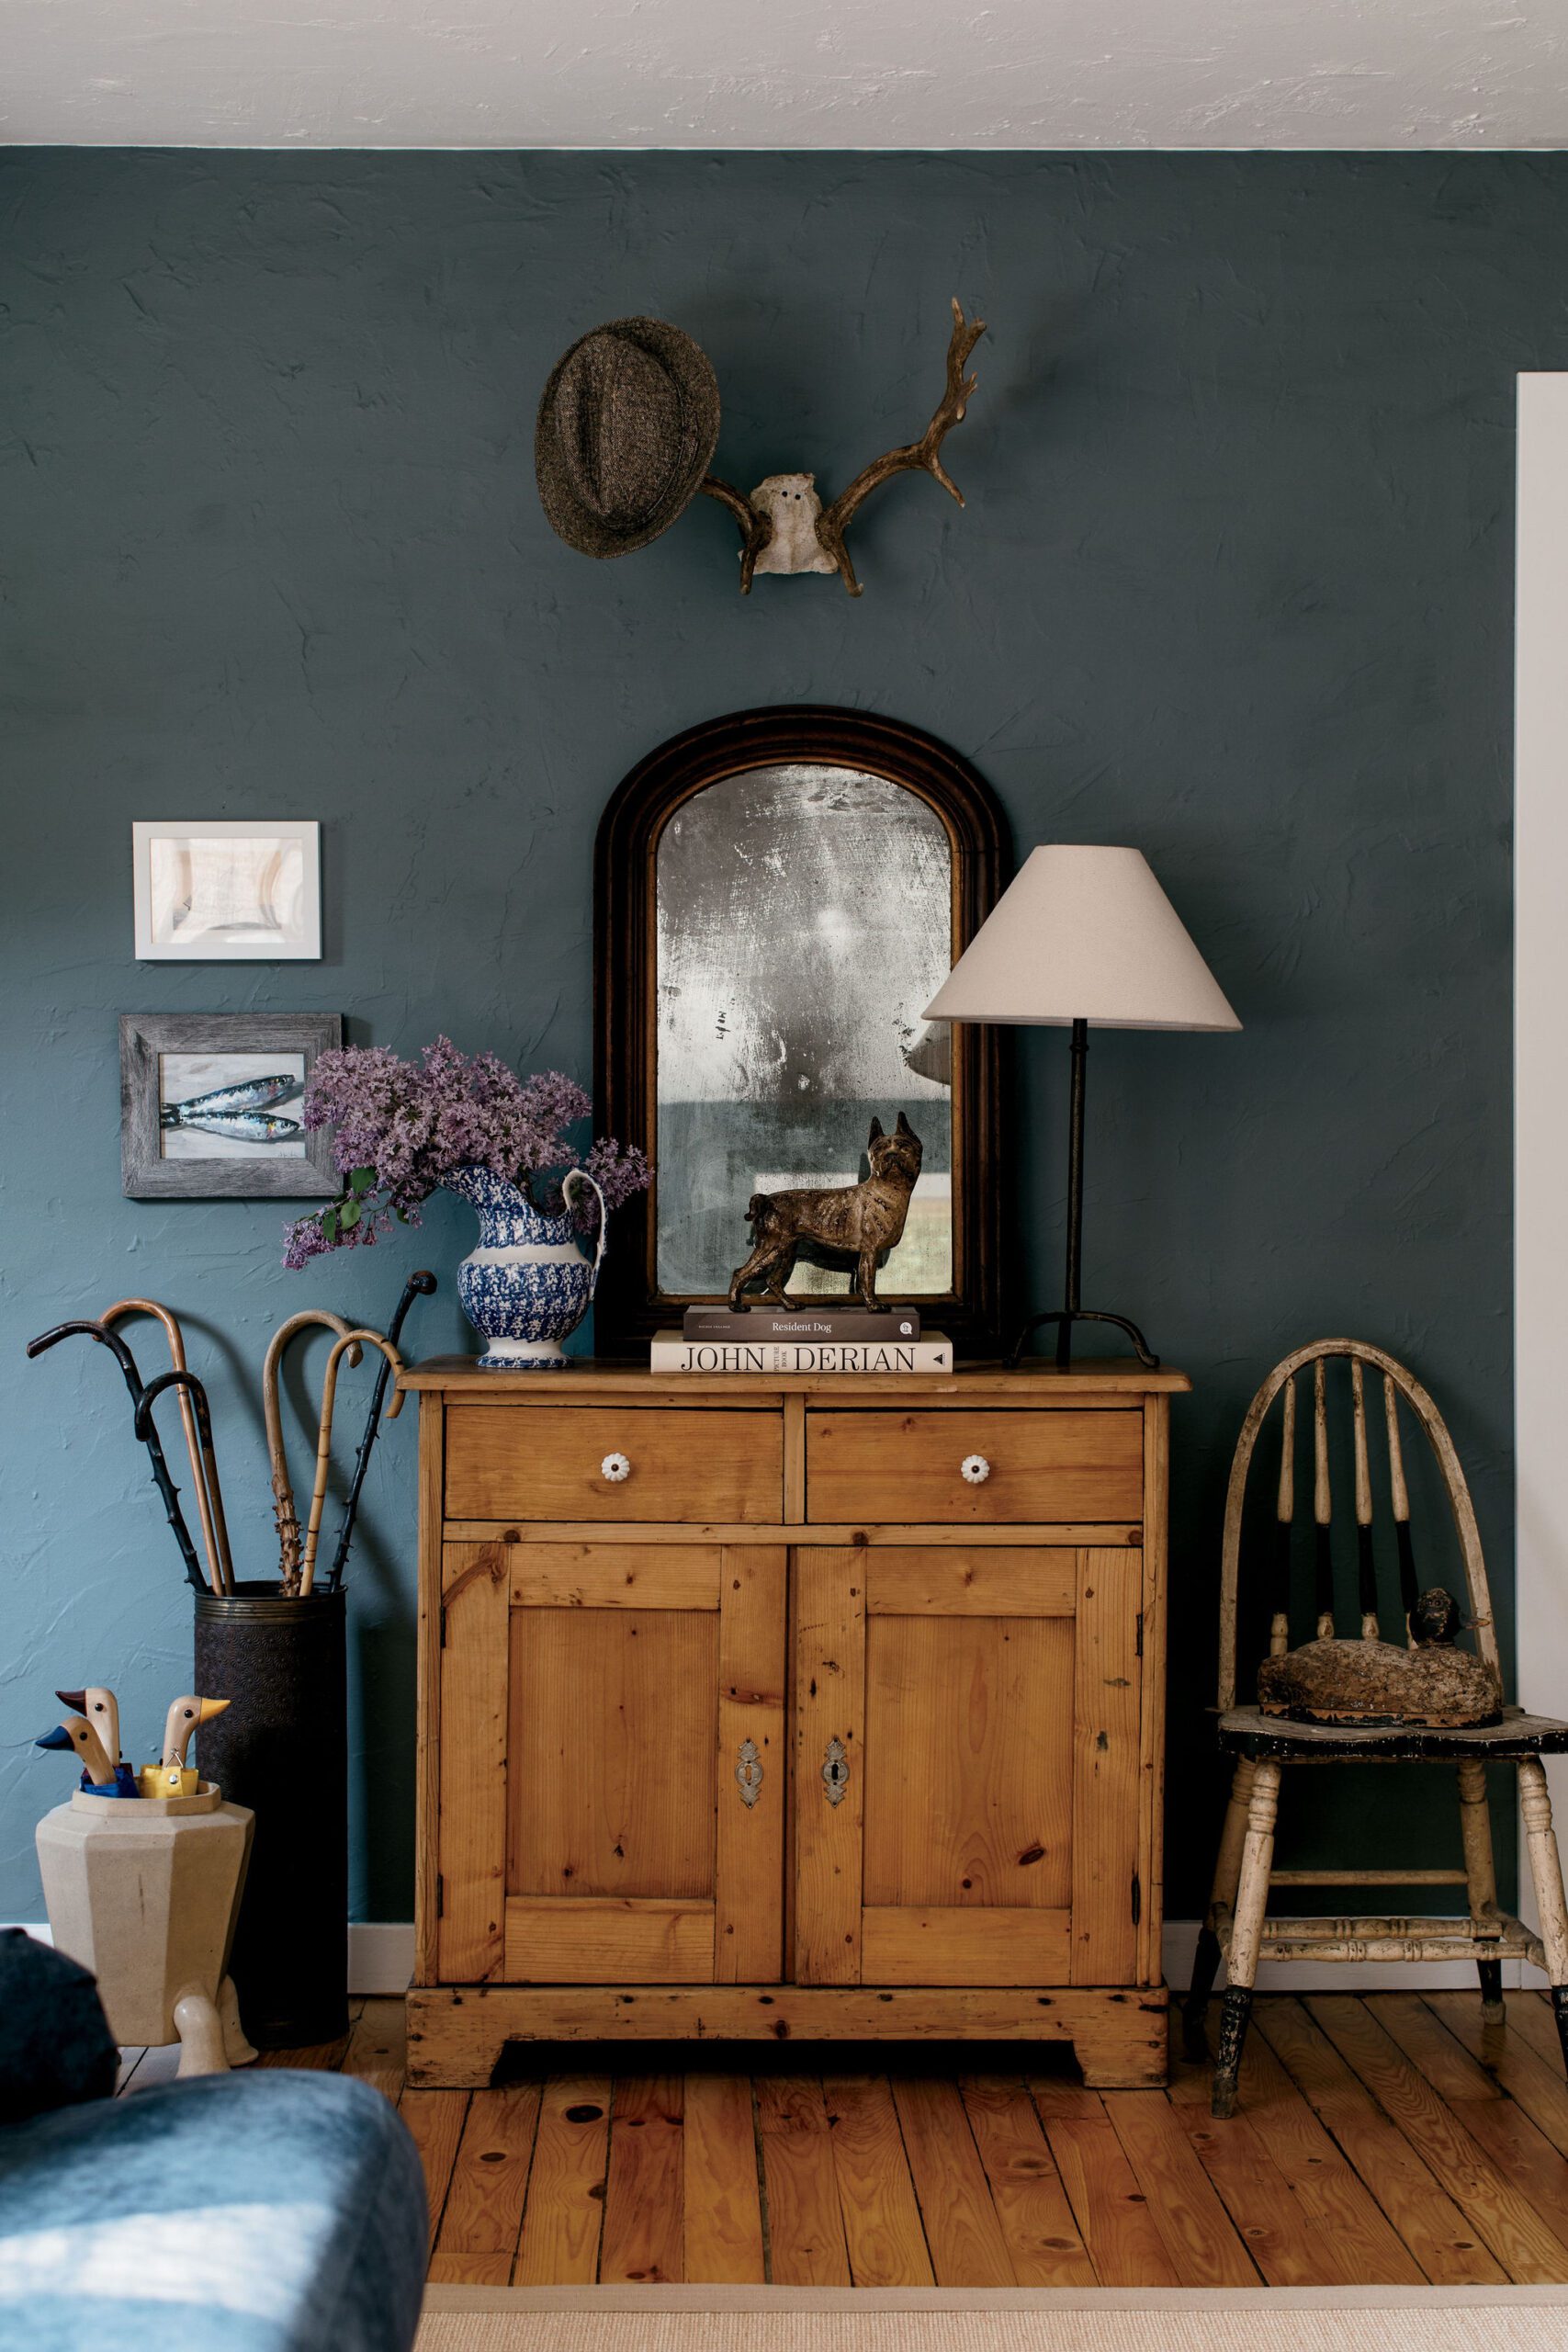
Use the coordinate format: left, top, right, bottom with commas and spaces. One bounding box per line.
12, 1918, 1540, 1999
350, 1921, 417, 1993
6, 1920, 418, 1997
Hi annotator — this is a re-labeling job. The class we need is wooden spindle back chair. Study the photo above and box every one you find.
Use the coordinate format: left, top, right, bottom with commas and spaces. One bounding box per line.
1186, 1337, 1568, 2120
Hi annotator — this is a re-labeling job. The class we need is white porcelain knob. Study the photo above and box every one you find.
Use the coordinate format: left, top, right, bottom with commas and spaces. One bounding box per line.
960, 1453, 990, 1486
601, 1452, 631, 1484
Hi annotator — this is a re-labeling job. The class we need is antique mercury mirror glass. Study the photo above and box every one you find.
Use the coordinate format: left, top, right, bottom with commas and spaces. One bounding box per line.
656, 765, 953, 1299
594, 708, 1005, 1351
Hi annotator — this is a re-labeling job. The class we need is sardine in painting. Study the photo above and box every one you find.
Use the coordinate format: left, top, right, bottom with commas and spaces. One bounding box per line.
159, 1057, 309, 1159
120, 1013, 344, 1200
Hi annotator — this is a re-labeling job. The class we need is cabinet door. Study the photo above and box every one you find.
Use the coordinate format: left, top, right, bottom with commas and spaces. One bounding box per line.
437, 1541, 786, 1985
794, 1545, 1142, 1988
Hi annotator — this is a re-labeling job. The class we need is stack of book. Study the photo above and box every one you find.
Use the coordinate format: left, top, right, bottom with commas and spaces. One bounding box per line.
651, 1306, 952, 1374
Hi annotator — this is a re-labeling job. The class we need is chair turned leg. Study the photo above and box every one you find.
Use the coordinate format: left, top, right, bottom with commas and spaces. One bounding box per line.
1519, 1758, 1568, 2076
1184, 1758, 1256, 2059
1212, 1759, 1280, 2120
1456, 1758, 1506, 2025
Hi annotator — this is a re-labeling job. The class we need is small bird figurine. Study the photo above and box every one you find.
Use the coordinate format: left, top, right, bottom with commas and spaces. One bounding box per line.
37, 1714, 140, 1797
55, 1687, 120, 1772
136, 1692, 231, 1799
162, 1694, 229, 1770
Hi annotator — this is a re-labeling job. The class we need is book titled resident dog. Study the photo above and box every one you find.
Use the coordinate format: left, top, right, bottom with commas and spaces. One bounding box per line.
682, 1306, 921, 1343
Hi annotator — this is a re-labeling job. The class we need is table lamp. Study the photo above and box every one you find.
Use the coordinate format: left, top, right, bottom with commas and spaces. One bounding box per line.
923, 843, 1240, 1368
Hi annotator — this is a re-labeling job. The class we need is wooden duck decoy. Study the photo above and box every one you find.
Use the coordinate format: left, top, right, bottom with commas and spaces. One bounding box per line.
55, 1688, 120, 1774
162, 1694, 230, 1770
1257, 1585, 1502, 1727
137, 1693, 230, 1799
37, 1714, 140, 1797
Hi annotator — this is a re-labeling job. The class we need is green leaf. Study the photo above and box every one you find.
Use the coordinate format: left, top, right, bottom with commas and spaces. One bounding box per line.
395, 1204, 408, 1223
340, 1199, 360, 1230
350, 1166, 375, 1196
322, 1206, 340, 1244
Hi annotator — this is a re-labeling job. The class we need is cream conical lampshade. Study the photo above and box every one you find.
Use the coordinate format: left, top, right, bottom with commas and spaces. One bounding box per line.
923, 844, 1240, 1033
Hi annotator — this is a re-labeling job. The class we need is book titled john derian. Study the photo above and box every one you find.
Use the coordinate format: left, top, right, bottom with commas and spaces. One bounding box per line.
654, 1316, 952, 1374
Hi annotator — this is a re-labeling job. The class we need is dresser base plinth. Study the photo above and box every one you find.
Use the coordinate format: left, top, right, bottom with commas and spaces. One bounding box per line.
406, 1981, 1169, 2089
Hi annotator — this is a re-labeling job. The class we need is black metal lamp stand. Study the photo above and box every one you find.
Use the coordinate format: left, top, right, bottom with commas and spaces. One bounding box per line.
1006, 1019, 1160, 1372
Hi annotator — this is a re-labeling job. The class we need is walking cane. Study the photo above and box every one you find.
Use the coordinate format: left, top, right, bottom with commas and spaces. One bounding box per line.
133, 1371, 231, 1604
100, 1298, 232, 1595
263, 1312, 363, 1588
325, 1271, 435, 1593
299, 1331, 406, 1598
26, 1319, 206, 1592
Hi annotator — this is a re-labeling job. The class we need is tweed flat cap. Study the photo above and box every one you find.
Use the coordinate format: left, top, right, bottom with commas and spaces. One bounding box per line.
536, 317, 720, 560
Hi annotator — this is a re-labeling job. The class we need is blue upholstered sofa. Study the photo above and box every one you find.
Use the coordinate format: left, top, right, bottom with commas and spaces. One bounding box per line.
0, 1937, 426, 2352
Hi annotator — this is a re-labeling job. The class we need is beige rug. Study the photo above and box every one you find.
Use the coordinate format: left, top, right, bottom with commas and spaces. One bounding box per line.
416, 2285, 1568, 2352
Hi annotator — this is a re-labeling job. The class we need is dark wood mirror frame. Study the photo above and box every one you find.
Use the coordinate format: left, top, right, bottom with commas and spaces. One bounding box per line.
593, 705, 1008, 1356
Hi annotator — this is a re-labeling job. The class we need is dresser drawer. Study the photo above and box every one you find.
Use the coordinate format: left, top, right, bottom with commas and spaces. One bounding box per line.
805, 1408, 1144, 1524
445, 1405, 784, 1522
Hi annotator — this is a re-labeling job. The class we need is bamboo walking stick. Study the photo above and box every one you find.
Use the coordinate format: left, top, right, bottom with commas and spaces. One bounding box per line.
263, 1312, 363, 1588
299, 1331, 406, 1598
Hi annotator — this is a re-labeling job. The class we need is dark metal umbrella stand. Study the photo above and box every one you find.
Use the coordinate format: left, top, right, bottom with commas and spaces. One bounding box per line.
194, 1583, 348, 2048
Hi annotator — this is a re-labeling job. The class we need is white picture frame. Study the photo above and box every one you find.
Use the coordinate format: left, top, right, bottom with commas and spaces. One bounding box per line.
132, 820, 322, 960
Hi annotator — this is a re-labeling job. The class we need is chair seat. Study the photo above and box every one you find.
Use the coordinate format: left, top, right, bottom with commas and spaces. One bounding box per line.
1220, 1702, 1568, 1762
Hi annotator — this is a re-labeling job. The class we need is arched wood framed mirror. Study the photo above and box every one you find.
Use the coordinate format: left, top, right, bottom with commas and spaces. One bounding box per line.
593, 706, 1007, 1354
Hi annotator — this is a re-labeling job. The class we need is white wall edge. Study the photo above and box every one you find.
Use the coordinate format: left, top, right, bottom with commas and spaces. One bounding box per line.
1516, 373, 1568, 1979
10, 1918, 1533, 1998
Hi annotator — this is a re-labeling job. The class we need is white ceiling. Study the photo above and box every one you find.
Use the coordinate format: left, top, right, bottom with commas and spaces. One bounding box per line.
4, 0, 1565, 150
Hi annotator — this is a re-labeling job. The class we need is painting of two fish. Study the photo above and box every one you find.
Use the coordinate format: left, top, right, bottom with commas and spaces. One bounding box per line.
157, 1057, 310, 1159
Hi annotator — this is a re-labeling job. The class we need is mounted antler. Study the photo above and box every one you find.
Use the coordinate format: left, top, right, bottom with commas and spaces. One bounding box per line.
698, 473, 774, 594
701, 298, 987, 596
816, 298, 986, 595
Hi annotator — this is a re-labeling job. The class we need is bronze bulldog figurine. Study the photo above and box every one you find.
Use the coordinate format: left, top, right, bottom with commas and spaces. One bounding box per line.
728, 1114, 923, 1313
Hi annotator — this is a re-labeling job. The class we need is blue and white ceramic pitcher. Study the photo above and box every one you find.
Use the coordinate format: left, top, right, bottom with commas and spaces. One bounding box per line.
446, 1163, 608, 1371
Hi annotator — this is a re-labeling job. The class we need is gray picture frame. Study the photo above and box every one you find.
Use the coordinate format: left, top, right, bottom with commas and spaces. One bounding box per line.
119, 1012, 344, 1199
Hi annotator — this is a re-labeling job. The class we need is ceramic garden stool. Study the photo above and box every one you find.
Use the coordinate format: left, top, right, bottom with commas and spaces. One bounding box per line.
36, 1782, 255, 2076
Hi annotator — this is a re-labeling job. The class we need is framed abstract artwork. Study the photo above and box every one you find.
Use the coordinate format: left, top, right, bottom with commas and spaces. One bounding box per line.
131, 820, 322, 960
119, 1012, 343, 1199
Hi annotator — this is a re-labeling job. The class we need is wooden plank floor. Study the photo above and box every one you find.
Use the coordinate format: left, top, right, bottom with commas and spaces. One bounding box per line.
118, 1992, 1568, 2290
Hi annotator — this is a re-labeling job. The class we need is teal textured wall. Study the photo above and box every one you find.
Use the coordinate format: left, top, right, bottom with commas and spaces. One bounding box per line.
3, 151, 1555, 1927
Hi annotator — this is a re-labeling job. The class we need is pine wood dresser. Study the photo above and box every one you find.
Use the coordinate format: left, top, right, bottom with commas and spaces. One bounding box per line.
402, 1358, 1187, 2088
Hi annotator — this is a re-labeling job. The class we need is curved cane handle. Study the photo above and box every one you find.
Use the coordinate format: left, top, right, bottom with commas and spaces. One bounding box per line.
263, 1310, 365, 1586
298, 1329, 406, 1598
101, 1299, 231, 1594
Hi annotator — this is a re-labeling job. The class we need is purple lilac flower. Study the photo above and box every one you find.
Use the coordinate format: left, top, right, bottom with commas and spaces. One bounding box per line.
281, 1037, 651, 1264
